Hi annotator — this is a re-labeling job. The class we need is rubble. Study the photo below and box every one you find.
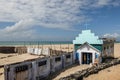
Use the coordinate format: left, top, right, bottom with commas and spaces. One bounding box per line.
59, 59, 120, 80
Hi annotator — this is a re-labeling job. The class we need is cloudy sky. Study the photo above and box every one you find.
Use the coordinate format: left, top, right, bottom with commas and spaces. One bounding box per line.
0, 0, 120, 41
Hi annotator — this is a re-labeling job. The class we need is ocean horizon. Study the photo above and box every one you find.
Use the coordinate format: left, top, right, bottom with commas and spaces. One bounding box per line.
0, 41, 72, 46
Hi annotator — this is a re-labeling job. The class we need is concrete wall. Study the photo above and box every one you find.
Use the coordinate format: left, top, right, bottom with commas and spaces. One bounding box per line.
102, 41, 114, 58
114, 43, 120, 58
15, 46, 27, 54
0, 47, 15, 53
0, 46, 27, 54
50, 55, 63, 73
4, 57, 50, 80
103, 43, 120, 58
4, 52, 74, 80
62, 53, 73, 68
34, 57, 50, 79
4, 61, 32, 80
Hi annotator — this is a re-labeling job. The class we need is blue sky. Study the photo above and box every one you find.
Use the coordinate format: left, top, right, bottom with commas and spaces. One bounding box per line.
0, 0, 120, 41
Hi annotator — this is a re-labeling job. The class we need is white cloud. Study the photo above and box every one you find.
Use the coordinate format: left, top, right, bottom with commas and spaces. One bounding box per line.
1, 19, 34, 33
0, 0, 120, 40
0, 19, 37, 41
95, 0, 112, 7
103, 33, 120, 39
0, 0, 87, 27
0, 0, 119, 27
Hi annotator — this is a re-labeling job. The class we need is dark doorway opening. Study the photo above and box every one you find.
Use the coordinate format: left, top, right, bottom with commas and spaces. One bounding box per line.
82, 52, 92, 64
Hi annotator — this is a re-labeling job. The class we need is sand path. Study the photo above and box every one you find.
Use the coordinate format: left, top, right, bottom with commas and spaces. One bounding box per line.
84, 64, 120, 80
53, 65, 90, 80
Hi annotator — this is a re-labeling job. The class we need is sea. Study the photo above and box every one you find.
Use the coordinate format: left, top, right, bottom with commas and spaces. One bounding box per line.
0, 41, 72, 46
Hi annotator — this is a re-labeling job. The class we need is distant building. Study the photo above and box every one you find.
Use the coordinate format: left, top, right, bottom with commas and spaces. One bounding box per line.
73, 30, 103, 64
102, 38, 120, 58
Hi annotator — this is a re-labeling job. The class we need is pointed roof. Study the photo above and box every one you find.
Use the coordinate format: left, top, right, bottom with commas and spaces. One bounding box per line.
78, 42, 101, 53
73, 30, 103, 44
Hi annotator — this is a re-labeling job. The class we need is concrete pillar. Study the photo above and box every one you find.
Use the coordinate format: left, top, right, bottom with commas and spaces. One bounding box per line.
79, 52, 82, 64
93, 53, 95, 64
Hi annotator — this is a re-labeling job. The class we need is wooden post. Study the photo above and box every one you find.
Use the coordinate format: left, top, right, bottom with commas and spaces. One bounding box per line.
38, 41, 39, 48
53, 42, 56, 55
60, 43, 62, 54
41, 42, 43, 55
50, 42, 52, 55
68, 43, 69, 53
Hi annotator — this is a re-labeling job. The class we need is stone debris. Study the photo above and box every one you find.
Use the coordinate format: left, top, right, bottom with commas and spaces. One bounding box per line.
59, 59, 120, 80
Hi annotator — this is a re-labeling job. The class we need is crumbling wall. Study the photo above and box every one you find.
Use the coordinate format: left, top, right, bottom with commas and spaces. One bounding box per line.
0, 46, 27, 54
15, 46, 27, 54
0, 47, 15, 53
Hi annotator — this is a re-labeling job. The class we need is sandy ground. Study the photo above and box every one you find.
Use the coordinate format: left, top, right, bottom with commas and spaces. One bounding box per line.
0, 44, 74, 52
53, 65, 90, 80
0, 53, 43, 66
0, 44, 74, 66
53, 64, 120, 80
0, 68, 4, 80
84, 64, 120, 80
0, 53, 17, 58
0, 44, 74, 80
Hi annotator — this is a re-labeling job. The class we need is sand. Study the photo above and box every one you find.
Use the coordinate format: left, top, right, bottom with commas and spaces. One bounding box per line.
0, 44, 74, 52
25, 44, 74, 52
53, 65, 90, 80
53, 64, 120, 80
0, 53, 44, 67
84, 64, 120, 80
0, 67, 4, 80
0, 53, 17, 59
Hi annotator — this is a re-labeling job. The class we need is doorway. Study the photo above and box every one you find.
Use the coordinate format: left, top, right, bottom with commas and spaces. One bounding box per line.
82, 52, 92, 64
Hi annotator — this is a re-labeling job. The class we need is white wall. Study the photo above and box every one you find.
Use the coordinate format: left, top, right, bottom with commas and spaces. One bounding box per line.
77, 45, 100, 64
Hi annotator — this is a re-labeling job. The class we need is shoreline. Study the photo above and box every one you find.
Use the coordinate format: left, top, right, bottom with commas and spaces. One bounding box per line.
0, 41, 72, 46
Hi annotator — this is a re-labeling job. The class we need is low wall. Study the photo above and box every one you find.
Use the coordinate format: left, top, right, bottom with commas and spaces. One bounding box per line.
62, 53, 73, 68
4, 52, 74, 80
15, 46, 27, 54
50, 55, 63, 73
4, 61, 33, 80
34, 57, 50, 80
0, 46, 27, 54
4, 57, 50, 80
0, 47, 15, 53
